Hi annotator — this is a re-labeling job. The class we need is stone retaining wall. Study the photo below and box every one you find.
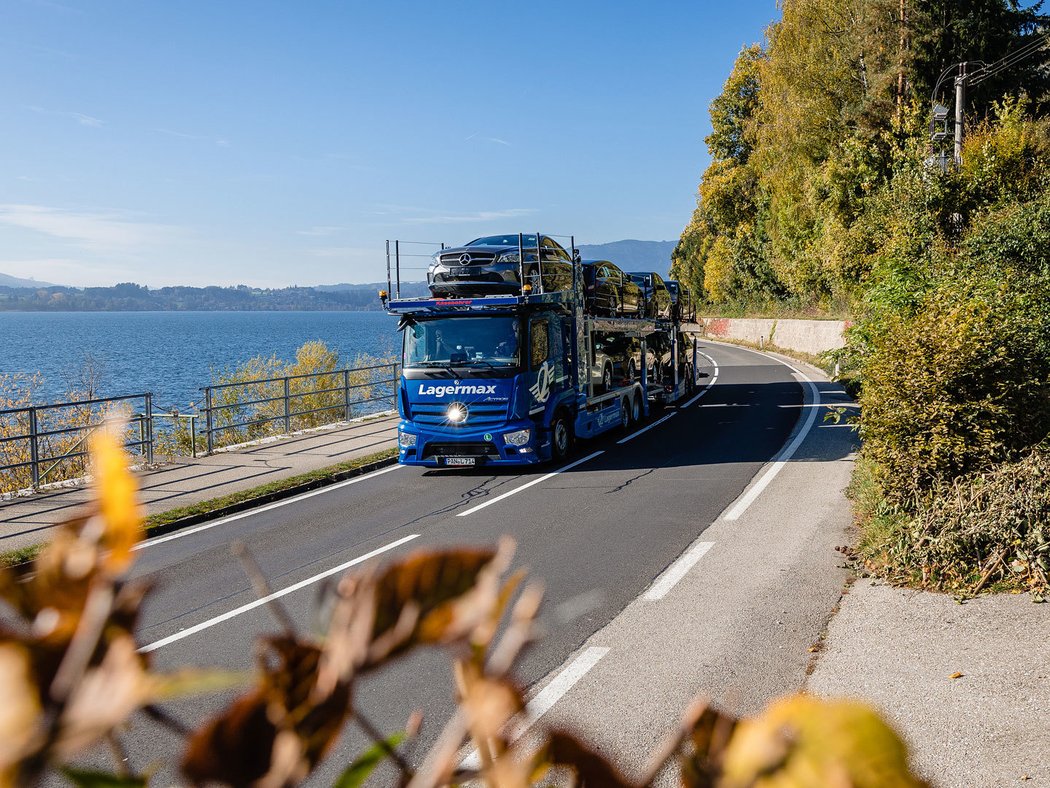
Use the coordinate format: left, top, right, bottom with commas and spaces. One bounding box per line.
699, 317, 850, 356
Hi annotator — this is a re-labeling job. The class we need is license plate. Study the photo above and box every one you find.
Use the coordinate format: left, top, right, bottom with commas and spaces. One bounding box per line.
451, 267, 469, 276
442, 457, 476, 466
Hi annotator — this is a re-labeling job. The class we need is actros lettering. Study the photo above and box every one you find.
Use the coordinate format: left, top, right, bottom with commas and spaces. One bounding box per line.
417, 383, 498, 397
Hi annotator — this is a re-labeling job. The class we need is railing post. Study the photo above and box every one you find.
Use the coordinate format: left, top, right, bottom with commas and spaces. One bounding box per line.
204, 387, 214, 455
283, 377, 291, 433
28, 407, 40, 490
344, 369, 352, 422
145, 393, 154, 466
138, 410, 146, 463
189, 414, 197, 459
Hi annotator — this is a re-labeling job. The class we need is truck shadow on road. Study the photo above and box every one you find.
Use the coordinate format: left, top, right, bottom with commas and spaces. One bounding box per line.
422, 378, 859, 480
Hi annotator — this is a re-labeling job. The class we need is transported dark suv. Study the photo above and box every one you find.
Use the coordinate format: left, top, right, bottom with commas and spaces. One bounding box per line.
581, 260, 644, 317
665, 280, 696, 321
627, 271, 672, 319
428, 234, 575, 297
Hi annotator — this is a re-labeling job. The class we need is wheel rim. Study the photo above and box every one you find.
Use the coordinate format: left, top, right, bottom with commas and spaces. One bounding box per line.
603, 367, 612, 391
554, 420, 568, 455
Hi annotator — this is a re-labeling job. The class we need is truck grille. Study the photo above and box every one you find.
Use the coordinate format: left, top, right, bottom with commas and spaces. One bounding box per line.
422, 442, 500, 459
410, 401, 509, 428
439, 251, 497, 266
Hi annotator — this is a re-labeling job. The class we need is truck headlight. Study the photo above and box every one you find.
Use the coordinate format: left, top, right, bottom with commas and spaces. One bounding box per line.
446, 402, 468, 424
504, 428, 531, 446
398, 430, 417, 448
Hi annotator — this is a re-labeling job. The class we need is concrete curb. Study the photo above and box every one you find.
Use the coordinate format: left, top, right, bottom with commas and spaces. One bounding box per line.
143, 453, 400, 540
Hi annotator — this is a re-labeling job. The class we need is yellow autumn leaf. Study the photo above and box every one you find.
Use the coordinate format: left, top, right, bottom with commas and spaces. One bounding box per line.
90, 427, 144, 573
720, 694, 928, 788
0, 642, 42, 785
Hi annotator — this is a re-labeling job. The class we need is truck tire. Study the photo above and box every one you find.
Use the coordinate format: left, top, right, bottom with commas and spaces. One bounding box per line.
630, 392, 642, 423
551, 411, 573, 462
619, 397, 630, 430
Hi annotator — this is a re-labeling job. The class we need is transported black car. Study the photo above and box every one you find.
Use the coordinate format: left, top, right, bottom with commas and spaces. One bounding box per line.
627, 271, 672, 319
647, 330, 695, 391
428, 234, 575, 297
581, 260, 644, 317
665, 279, 696, 321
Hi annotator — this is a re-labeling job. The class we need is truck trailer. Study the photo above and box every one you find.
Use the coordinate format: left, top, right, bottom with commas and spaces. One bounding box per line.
382, 236, 697, 467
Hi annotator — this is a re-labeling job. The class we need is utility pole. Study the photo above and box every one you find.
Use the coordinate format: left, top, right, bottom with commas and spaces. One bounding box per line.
954, 63, 967, 166
931, 33, 1050, 167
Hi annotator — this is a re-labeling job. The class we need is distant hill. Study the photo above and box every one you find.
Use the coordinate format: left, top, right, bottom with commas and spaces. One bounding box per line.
575, 240, 677, 277
0, 272, 57, 288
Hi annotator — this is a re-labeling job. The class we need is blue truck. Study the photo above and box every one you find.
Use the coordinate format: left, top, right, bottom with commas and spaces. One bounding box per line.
382, 236, 697, 467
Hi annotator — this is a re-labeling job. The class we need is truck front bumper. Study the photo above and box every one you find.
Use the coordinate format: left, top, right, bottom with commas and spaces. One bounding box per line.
397, 421, 546, 467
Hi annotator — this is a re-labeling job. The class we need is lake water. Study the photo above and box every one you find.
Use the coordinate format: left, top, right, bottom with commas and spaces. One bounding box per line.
0, 312, 399, 409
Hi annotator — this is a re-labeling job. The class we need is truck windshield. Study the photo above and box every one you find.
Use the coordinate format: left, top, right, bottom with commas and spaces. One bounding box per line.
404, 317, 520, 368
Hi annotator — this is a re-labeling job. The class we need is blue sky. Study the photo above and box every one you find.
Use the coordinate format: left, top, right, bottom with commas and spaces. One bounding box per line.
1, 0, 778, 288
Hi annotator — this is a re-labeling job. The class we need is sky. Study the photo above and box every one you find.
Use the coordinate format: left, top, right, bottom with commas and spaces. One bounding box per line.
1, 0, 779, 288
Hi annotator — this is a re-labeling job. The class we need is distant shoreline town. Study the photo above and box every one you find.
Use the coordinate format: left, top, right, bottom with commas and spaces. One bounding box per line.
0, 281, 428, 312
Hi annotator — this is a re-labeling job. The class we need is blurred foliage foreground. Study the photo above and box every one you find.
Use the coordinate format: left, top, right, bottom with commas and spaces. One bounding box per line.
0, 433, 928, 787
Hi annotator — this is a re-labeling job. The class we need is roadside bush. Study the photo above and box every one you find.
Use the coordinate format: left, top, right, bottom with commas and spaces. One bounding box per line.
858, 274, 1050, 502
207, 342, 397, 450
0, 372, 137, 495
891, 450, 1050, 594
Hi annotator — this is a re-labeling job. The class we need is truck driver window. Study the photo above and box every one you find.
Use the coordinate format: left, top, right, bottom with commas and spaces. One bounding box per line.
530, 319, 549, 369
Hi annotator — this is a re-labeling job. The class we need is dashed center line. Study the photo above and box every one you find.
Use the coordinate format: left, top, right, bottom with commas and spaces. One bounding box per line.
456, 451, 605, 517
616, 411, 677, 444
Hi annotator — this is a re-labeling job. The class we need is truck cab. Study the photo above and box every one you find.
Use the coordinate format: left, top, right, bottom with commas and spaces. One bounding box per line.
397, 308, 575, 466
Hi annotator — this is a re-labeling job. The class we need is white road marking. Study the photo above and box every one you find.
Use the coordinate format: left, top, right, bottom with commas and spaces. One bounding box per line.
616, 411, 677, 444
680, 350, 720, 408
460, 646, 609, 769
455, 451, 604, 517
642, 541, 715, 600
723, 358, 820, 521
681, 375, 718, 408
136, 463, 405, 549
139, 533, 420, 653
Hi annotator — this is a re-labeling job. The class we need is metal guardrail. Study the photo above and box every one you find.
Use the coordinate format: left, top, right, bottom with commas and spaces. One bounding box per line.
0, 393, 153, 492
0, 362, 400, 493
200, 362, 399, 454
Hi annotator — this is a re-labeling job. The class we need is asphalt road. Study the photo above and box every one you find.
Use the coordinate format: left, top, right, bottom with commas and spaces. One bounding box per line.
82, 342, 821, 784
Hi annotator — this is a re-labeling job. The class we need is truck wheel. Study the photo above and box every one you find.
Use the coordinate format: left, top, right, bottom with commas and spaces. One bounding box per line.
630, 393, 642, 423
627, 358, 637, 382
619, 397, 630, 430
551, 412, 573, 461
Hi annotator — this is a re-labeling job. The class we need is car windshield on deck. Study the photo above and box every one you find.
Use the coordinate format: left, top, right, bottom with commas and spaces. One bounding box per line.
404, 317, 520, 368
466, 235, 539, 248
